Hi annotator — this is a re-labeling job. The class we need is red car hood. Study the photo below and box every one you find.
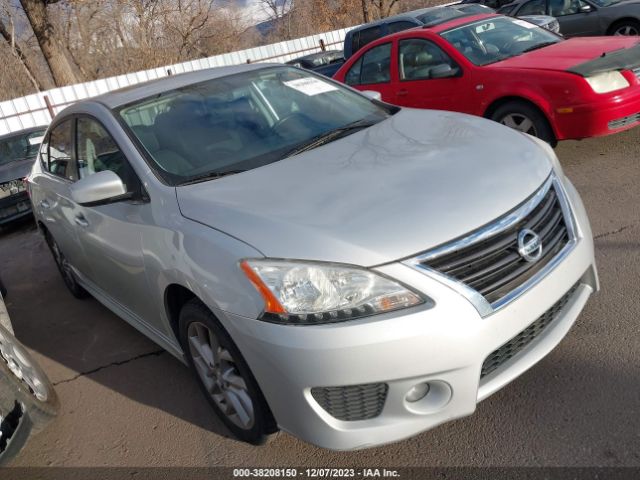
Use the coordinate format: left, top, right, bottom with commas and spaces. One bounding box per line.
490, 37, 640, 72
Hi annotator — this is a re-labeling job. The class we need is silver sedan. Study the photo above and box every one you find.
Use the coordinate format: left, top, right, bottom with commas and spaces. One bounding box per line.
28, 64, 597, 449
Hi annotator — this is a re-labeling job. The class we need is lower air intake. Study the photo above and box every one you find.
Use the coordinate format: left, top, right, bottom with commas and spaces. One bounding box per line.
311, 382, 388, 421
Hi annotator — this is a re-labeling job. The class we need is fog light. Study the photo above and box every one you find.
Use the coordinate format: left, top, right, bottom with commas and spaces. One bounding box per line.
406, 383, 430, 402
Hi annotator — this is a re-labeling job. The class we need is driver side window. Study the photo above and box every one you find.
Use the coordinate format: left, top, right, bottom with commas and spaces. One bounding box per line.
76, 118, 138, 194
549, 0, 588, 16
399, 39, 458, 81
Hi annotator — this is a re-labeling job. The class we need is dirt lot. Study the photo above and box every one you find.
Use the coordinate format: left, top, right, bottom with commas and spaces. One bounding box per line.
2, 129, 639, 468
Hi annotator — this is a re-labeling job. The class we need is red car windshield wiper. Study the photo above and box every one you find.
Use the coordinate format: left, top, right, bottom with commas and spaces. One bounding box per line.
521, 41, 559, 54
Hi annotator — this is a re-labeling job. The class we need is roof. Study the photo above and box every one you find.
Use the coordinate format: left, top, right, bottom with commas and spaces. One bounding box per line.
0, 125, 47, 142
90, 63, 272, 109
348, 4, 493, 32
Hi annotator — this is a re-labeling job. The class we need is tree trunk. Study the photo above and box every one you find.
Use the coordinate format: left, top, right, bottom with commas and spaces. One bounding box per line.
361, 0, 370, 22
19, 0, 80, 86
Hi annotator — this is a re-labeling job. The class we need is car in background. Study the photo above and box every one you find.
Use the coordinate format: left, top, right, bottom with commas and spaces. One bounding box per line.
0, 127, 47, 226
0, 276, 59, 465
29, 64, 597, 449
343, 3, 560, 60
286, 50, 344, 69
334, 13, 640, 145
495, 0, 640, 36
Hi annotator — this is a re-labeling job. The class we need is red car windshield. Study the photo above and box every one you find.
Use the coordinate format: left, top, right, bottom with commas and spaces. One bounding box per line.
441, 16, 561, 66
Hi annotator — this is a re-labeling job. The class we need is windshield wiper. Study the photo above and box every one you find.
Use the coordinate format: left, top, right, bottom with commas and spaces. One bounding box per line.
283, 120, 378, 158
180, 169, 246, 186
521, 41, 559, 54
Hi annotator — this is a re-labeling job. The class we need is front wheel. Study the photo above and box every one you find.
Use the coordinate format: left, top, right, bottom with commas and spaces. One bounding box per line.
44, 231, 89, 299
490, 101, 556, 146
179, 300, 277, 444
610, 19, 640, 36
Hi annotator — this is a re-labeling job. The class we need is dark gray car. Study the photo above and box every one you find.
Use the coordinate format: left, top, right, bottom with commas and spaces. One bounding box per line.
0, 127, 47, 225
497, 0, 640, 36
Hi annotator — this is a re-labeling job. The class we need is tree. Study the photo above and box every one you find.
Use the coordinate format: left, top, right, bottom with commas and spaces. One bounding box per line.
18, 0, 81, 86
0, 16, 42, 90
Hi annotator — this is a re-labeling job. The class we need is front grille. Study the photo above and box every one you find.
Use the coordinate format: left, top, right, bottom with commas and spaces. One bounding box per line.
481, 282, 580, 379
311, 383, 388, 421
609, 112, 640, 130
422, 183, 569, 305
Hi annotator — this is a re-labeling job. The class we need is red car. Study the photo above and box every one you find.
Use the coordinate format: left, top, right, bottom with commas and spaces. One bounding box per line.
334, 12, 640, 145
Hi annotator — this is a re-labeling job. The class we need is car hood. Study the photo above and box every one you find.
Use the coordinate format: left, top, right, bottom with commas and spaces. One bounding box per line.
490, 37, 640, 73
0, 158, 35, 184
176, 109, 552, 267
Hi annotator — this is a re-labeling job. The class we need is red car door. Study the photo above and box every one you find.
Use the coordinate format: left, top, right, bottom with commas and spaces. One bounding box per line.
391, 37, 474, 114
342, 41, 398, 102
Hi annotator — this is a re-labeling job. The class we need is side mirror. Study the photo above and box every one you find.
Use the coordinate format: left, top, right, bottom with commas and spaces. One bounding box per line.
430, 64, 459, 79
362, 90, 383, 101
579, 4, 593, 12
70, 170, 128, 206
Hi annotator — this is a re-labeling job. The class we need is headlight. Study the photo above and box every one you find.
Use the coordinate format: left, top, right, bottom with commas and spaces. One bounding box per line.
585, 71, 629, 94
241, 260, 426, 324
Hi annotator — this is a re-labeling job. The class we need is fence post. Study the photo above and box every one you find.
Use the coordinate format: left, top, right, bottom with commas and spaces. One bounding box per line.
43, 95, 55, 120
319, 39, 326, 52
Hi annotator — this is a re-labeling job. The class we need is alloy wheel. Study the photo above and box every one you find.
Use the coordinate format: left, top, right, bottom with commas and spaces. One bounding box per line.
49, 239, 75, 287
187, 321, 255, 430
500, 113, 538, 136
614, 25, 639, 35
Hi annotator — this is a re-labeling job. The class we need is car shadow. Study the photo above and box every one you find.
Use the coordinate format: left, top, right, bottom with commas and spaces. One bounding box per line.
0, 219, 235, 441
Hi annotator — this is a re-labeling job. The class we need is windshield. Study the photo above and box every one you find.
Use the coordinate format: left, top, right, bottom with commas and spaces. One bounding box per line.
0, 129, 46, 166
441, 16, 561, 66
118, 66, 392, 185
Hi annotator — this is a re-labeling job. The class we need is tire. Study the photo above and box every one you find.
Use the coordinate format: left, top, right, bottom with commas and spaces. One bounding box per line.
43, 231, 89, 300
179, 299, 277, 444
490, 100, 556, 146
609, 19, 640, 36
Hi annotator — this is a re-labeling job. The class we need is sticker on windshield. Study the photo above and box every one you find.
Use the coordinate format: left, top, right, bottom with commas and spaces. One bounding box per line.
284, 78, 338, 96
28, 136, 44, 145
512, 19, 536, 29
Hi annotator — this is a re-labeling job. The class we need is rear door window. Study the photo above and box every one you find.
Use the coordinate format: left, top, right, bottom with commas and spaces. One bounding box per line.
47, 120, 76, 181
358, 43, 393, 85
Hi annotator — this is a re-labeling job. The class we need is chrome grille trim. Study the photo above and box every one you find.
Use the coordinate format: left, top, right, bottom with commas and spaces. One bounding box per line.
404, 174, 578, 317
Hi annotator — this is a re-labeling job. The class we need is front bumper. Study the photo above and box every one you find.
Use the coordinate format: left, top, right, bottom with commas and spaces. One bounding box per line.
0, 191, 32, 225
221, 177, 597, 450
553, 86, 640, 140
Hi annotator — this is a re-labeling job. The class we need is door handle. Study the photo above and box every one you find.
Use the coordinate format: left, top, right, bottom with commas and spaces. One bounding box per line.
397, 89, 409, 97
74, 215, 89, 228
40, 200, 51, 209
